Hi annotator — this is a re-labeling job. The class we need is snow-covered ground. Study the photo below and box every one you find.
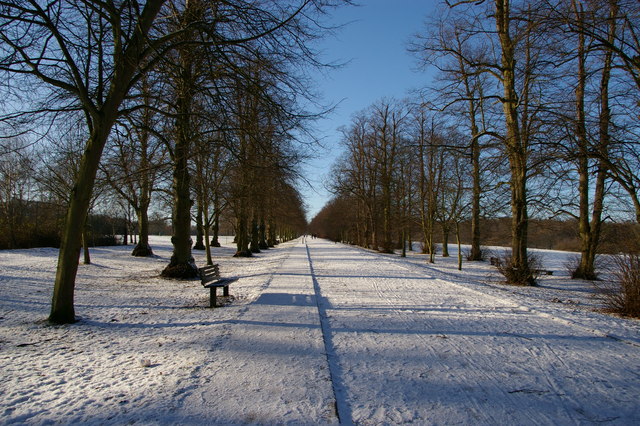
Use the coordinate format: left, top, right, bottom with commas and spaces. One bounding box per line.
1, 236, 639, 424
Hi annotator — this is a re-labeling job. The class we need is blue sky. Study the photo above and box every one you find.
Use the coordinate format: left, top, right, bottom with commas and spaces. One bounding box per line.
302, 1, 439, 220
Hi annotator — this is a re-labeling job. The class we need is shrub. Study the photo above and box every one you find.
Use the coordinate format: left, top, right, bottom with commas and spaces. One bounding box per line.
493, 252, 542, 286
595, 254, 640, 318
419, 242, 439, 256
464, 246, 487, 261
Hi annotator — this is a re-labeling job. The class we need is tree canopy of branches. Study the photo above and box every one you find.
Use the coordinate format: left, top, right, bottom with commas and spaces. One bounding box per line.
0, 0, 346, 323
315, 0, 640, 286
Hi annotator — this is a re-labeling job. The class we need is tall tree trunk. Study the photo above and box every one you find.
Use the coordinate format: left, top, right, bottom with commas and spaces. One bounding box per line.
132, 207, 153, 256
211, 208, 221, 247
573, 0, 614, 279
123, 218, 128, 245
161, 2, 201, 278
235, 205, 252, 257
45, 0, 164, 325
161, 72, 197, 277
162, 124, 197, 277
131, 76, 154, 257
250, 213, 260, 253
418, 130, 430, 257
496, 0, 531, 283
470, 127, 482, 260
382, 203, 393, 253
259, 215, 268, 249
268, 218, 277, 246
204, 223, 213, 266
574, 2, 597, 279
442, 225, 450, 257
456, 221, 463, 271
587, 12, 615, 274
193, 200, 205, 250
82, 216, 91, 265
50, 124, 112, 323
457, 40, 484, 261
201, 194, 213, 266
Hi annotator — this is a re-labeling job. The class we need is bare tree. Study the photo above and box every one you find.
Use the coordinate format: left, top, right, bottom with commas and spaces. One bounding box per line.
570, 0, 615, 279
0, 138, 36, 249
0, 0, 168, 323
102, 78, 168, 257
411, 8, 497, 261
369, 100, 407, 253
553, 0, 640, 224
412, 106, 446, 263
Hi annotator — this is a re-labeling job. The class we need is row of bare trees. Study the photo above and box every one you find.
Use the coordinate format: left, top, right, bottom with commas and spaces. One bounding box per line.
313, 100, 489, 270
0, 0, 342, 323
312, 0, 640, 285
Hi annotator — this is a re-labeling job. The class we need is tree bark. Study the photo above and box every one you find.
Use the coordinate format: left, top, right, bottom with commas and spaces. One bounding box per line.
442, 226, 450, 257
211, 208, 221, 247
575, 1, 593, 278
82, 216, 91, 265
259, 216, 268, 249
234, 207, 252, 257
496, 0, 531, 282
194, 200, 205, 250
268, 218, 277, 246
132, 207, 153, 256
250, 214, 261, 253
161, 119, 197, 277
50, 124, 112, 323
456, 221, 463, 271
161, 75, 196, 277
455, 33, 484, 262
204, 222, 213, 266
573, 0, 614, 279
161, 1, 202, 279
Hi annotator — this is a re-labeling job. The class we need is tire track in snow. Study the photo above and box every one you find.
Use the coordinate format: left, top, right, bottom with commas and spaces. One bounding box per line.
308, 244, 502, 423
306, 243, 354, 426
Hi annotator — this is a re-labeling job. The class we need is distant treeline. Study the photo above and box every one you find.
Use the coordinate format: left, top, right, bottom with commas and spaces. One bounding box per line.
0, 199, 171, 250
309, 209, 640, 255
470, 218, 640, 254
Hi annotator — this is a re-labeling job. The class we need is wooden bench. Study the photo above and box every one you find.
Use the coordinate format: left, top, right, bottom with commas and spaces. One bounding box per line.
199, 264, 238, 308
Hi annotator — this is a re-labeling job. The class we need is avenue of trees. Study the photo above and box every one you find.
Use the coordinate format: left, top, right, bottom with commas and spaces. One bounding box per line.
0, 0, 342, 323
310, 0, 640, 285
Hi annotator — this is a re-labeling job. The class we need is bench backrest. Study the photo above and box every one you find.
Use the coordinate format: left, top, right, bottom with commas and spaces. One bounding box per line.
199, 264, 220, 279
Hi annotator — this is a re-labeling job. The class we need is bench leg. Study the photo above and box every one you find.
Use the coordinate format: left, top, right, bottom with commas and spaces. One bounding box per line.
209, 287, 217, 308
223, 285, 229, 297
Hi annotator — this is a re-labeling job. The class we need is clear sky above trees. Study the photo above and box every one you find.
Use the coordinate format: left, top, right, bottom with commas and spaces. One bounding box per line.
304, 0, 438, 219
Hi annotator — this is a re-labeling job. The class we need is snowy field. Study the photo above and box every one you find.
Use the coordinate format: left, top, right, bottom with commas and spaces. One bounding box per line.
1, 236, 639, 425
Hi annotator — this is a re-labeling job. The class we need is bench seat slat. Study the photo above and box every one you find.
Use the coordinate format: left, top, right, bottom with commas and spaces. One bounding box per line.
203, 277, 238, 288
201, 274, 221, 284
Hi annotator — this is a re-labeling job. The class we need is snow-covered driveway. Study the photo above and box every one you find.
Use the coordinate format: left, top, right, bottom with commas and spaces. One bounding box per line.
1, 236, 639, 424
172, 241, 338, 424
305, 238, 640, 425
